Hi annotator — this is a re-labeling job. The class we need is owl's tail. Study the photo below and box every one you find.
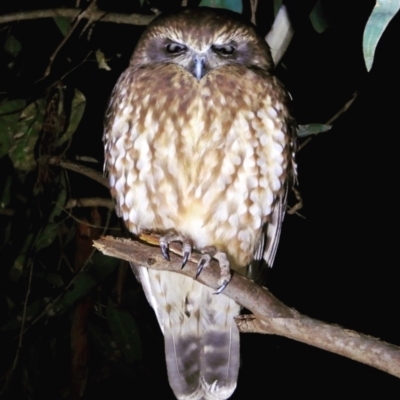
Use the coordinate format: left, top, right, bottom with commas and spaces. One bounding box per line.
131, 264, 240, 400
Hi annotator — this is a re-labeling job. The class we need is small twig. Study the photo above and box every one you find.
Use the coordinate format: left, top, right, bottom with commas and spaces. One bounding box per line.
42, 1, 100, 78
298, 91, 358, 152
250, 0, 258, 25
1, 262, 35, 394
14, 262, 34, 367
59, 51, 92, 83
59, 204, 117, 231
0, 208, 15, 216
326, 91, 358, 125
287, 186, 303, 215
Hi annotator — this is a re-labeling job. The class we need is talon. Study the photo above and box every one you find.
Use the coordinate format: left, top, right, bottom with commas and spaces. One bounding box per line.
159, 239, 170, 261
196, 258, 207, 278
181, 241, 192, 269
212, 251, 231, 294
213, 279, 230, 295
181, 251, 190, 269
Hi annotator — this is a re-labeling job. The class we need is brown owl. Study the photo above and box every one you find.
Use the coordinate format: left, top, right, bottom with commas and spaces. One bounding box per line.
104, 7, 296, 400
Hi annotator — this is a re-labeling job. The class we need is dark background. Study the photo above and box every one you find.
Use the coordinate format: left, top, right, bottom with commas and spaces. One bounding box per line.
1, 0, 399, 398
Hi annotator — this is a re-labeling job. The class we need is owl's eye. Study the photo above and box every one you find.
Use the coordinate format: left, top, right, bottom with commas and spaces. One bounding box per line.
166, 43, 187, 54
212, 44, 235, 56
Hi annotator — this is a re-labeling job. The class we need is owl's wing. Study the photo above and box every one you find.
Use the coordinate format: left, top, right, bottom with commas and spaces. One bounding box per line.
131, 263, 240, 400
263, 190, 288, 268
247, 190, 287, 283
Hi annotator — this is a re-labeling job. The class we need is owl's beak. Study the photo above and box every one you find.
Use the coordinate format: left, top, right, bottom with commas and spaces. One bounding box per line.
192, 54, 207, 80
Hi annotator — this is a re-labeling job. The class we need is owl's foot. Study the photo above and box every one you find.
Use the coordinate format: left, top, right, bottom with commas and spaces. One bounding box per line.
159, 233, 193, 269
197, 248, 231, 294
159, 235, 231, 292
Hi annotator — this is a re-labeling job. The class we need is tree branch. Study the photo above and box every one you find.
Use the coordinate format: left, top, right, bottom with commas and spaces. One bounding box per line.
94, 235, 400, 379
65, 197, 114, 209
48, 157, 109, 188
0, 7, 157, 26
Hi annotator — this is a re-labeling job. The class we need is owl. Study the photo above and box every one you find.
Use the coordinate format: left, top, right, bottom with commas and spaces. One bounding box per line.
104, 7, 296, 400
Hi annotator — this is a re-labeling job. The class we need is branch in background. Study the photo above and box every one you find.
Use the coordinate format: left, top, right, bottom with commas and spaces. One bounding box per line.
65, 197, 114, 209
0, 7, 157, 26
48, 157, 109, 188
298, 91, 358, 152
94, 235, 400, 380
249, 0, 258, 25
43, 1, 100, 78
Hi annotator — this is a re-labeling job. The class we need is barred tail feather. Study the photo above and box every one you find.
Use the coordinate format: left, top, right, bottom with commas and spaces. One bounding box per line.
200, 288, 240, 400
131, 264, 240, 400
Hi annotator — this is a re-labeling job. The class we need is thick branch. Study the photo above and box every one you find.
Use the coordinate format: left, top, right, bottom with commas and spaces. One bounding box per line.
0, 8, 156, 26
94, 235, 400, 379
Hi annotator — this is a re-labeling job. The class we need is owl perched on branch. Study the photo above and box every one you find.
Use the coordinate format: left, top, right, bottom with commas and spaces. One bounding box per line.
104, 7, 296, 400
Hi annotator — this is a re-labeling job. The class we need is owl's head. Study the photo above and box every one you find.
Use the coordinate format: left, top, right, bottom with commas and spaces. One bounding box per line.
131, 7, 274, 79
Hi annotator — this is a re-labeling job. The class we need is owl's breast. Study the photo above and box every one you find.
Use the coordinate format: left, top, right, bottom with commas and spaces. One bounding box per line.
104, 63, 291, 266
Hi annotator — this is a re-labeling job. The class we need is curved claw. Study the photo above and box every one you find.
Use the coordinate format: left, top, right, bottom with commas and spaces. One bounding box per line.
213, 279, 230, 295
181, 241, 192, 269
196, 258, 207, 278
181, 251, 190, 269
160, 241, 170, 261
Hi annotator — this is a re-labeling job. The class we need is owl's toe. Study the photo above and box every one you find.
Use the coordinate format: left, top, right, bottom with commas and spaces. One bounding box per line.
181, 239, 193, 269
159, 239, 170, 261
159, 232, 194, 268
214, 278, 230, 294
196, 248, 232, 293
159, 231, 182, 261
214, 252, 232, 294
196, 253, 212, 278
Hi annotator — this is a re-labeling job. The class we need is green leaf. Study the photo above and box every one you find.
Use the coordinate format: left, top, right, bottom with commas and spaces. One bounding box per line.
8, 254, 26, 282
88, 322, 121, 361
34, 222, 59, 251
47, 252, 119, 317
273, 0, 283, 17
309, 0, 330, 33
0, 298, 50, 331
35, 175, 68, 251
0, 99, 26, 158
55, 89, 86, 148
0, 175, 12, 209
53, 17, 72, 37
106, 299, 142, 363
363, 0, 400, 71
9, 99, 46, 171
297, 123, 332, 138
199, 0, 243, 14
33, 272, 64, 287
4, 35, 22, 57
